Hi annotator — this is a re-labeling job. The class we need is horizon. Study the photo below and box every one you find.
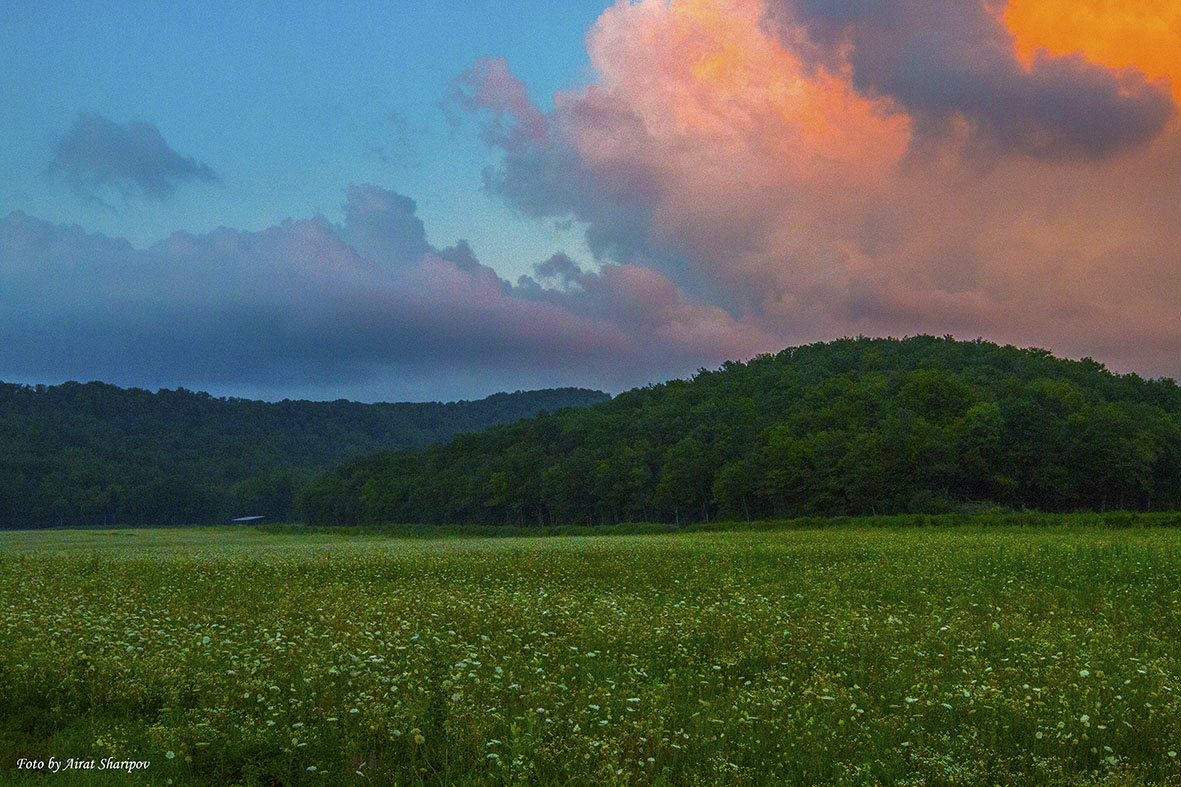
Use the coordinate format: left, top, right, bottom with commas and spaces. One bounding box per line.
4, 334, 1177, 406
3, 0, 1179, 401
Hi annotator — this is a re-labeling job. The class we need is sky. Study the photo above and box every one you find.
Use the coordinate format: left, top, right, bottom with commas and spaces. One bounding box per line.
2, 0, 1179, 402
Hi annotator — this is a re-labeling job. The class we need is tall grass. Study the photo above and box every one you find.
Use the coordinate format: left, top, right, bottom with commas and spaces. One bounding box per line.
1, 521, 1179, 784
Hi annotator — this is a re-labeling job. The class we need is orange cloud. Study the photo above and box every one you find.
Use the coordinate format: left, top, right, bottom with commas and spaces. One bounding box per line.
1005, 0, 1181, 98
563, 0, 911, 290
579, 0, 908, 166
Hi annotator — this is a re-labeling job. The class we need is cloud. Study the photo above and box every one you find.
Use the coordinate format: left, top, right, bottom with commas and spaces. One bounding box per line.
339, 184, 430, 266
454, 0, 1181, 381
9, 0, 1181, 403
454, 56, 667, 263
451, 57, 548, 148
1004, 0, 1181, 100
531, 251, 584, 287
0, 185, 770, 400
50, 112, 220, 205
767, 0, 1174, 160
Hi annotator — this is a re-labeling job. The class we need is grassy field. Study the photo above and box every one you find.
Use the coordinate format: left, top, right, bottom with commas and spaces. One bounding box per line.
1, 523, 1180, 785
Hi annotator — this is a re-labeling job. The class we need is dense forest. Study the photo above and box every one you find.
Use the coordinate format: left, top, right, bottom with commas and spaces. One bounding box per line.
0, 382, 607, 528
301, 337, 1181, 526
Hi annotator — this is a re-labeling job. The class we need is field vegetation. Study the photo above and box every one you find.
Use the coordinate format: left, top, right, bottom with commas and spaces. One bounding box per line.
2, 520, 1180, 785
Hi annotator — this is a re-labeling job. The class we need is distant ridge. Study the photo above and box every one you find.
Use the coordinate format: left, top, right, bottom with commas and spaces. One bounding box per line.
301, 336, 1181, 526
0, 381, 608, 528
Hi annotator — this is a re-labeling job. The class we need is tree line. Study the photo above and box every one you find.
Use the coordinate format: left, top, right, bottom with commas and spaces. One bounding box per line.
0, 382, 607, 528
300, 337, 1181, 526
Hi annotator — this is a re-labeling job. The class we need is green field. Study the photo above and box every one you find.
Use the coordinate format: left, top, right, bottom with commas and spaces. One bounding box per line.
2, 524, 1180, 785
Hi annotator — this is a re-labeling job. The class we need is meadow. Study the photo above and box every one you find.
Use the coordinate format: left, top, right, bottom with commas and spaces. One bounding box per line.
1, 522, 1180, 785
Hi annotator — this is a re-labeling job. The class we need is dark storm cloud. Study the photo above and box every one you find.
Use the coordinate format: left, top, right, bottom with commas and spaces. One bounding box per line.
50, 112, 220, 204
0, 186, 770, 400
767, 0, 1174, 159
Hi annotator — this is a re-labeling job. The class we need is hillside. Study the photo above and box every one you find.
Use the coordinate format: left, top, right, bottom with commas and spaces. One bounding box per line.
0, 382, 608, 528
300, 336, 1181, 526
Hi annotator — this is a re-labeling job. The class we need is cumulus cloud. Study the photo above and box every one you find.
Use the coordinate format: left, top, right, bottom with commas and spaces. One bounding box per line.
50, 112, 220, 205
456, 0, 1181, 380
768, 0, 1174, 160
0, 185, 770, 400
339, 184, 431, 266
457, 57, 663, 265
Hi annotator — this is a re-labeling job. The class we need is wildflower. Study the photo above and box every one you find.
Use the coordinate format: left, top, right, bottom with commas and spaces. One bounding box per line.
414, 734, 425, 745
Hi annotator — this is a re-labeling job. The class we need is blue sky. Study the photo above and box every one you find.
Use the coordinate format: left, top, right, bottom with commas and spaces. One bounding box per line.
0, 0, 609, 280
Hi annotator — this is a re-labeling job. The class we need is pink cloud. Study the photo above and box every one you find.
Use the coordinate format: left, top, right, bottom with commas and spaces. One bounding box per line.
459, 0, 1181, 380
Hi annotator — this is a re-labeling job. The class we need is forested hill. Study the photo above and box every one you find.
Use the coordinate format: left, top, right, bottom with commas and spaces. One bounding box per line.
301, 336, 1181, 527
0, 382, 608, 528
